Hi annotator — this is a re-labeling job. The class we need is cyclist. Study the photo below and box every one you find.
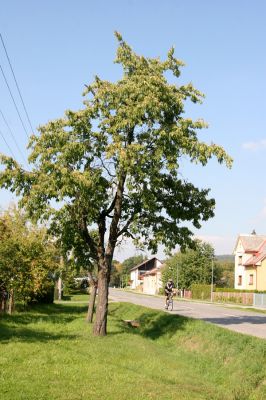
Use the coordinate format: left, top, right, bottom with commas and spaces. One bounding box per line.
164, 278, 174, 309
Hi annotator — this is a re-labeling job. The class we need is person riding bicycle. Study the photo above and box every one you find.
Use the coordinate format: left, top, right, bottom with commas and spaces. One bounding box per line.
164, 278, 174, 309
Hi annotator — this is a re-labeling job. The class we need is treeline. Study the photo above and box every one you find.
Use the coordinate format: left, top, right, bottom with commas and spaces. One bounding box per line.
162, 241, 234, 290
110, 241, 234, 290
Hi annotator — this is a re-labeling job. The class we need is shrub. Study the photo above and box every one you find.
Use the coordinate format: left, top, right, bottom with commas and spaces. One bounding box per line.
191, 284, 212, 300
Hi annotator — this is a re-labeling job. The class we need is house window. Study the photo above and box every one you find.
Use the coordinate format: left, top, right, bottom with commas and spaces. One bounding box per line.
249, 274, 254, 285
238, 275, 242, 285
238, 256, 242, 265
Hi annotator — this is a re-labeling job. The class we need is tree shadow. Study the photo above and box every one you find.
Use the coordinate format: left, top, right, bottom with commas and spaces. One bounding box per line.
0, 324, 79, 343
113, 309, 190, 340
0, 303, 88, 343
0, 303, 87, 326
203, 315, 266, 325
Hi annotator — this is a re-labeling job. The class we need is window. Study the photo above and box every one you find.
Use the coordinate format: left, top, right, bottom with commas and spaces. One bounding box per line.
249, 274, 254, 285
238, 275, 242, 285
238, 256, 242, 265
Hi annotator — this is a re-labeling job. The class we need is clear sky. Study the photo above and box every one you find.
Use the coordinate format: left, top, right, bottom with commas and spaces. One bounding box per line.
0, 0, 266, 260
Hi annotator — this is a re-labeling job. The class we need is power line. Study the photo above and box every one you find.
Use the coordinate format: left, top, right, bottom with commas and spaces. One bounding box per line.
0, 108, 28, 164
0, 64, 29, 140
0, 33, 34, 134
0, 127, 17, 159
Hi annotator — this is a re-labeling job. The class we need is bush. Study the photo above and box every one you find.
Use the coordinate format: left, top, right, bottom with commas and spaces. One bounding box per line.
191, 284, 212, 300
215, 288, 266, 294
30, 282, 55, 304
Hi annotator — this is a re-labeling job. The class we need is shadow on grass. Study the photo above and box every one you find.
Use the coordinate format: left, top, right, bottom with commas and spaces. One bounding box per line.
0, 303, 88, 343
0, 324, 79, 343
109, 304, 190, 340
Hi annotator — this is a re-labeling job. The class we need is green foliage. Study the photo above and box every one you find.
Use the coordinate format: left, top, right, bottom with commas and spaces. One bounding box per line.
122, 255, 147, 273
215, 260, 234, 288
0, 205, 59, 307
215, 288, 266, 294
191, 283, 212, 300
162, 240, 221, 289
0, 33, 232, 256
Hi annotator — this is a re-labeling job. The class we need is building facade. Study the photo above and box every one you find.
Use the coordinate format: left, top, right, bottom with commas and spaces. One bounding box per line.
234, 232, 266, 291
130, 257, 163, 292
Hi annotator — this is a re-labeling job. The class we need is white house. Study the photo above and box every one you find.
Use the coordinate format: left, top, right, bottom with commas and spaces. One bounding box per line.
130, 257, 163, 291
142, 267, 162, 295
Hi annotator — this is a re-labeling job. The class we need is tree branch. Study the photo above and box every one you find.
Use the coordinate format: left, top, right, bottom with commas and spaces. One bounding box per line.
117, 214, 136, 238
80, 216, 98, 260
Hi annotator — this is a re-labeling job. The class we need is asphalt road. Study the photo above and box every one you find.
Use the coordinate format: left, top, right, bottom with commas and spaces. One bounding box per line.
109, 288, 266, 339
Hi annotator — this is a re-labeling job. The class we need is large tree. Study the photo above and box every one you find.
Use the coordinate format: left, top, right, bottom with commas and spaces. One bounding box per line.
0, 33, 232, 335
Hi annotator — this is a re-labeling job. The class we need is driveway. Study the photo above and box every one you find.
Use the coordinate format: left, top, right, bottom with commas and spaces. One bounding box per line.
109, 288, 266, 339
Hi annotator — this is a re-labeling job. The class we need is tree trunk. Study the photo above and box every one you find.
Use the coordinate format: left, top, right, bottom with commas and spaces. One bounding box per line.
8, 288, 14, 315
86, 282, 97, 323
93, 262, 110, 336
57, 276, 62, 301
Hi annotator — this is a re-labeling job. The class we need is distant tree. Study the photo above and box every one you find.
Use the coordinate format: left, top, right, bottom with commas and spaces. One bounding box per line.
0, 33, 232, 335
109, 260, 123, 287
162, 241, 222, 289
110, 255, 147, 287
215, 260, 234, 288
122, 255, 147, 273
0, 206, 58, 312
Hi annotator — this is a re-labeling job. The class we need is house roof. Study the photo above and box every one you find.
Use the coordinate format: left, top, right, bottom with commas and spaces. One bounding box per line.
244, 240, 266, 266
130, 257, 161, 272
234, 234, 266, 253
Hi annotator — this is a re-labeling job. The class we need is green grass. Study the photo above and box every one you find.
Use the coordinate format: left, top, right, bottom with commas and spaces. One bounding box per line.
0, 302, 265, 400
61, 293, 89, 302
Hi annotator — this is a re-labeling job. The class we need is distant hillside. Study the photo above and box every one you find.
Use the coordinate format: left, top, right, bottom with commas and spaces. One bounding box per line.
215, 254, 234, 262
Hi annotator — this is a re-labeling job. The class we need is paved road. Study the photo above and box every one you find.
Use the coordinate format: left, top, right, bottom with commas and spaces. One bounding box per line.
109, 288, 266, 339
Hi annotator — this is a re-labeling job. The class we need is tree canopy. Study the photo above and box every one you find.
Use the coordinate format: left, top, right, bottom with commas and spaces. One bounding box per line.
162, 240, 222, 290
0, 33, 232, 334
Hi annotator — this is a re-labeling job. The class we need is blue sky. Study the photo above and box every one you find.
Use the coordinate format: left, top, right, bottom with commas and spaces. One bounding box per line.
0, 0, 266, 259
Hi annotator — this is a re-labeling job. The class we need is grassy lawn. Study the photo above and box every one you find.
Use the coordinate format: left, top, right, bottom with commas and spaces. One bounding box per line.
0, 302, 265, 400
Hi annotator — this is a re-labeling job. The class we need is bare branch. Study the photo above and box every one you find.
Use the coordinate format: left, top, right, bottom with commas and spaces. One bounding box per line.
99, 156, 116, 178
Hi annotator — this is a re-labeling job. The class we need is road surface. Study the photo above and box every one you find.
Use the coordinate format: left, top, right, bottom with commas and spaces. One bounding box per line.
109, 288, 266, 339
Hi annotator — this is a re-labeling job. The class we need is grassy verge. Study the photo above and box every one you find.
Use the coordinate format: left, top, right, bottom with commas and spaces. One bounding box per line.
0, 302, 265, 400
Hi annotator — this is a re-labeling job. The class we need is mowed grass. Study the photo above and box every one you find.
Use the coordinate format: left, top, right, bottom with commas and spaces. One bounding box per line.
0, 301, 266, 400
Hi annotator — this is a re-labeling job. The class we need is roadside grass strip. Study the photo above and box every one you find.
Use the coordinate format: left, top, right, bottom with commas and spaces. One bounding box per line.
0, 302, 265, 400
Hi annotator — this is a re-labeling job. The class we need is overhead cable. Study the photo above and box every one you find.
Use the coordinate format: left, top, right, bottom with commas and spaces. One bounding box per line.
0, 127, 17, 159
0, 108, 28, 164
0, 33, 34, 134
0, 64, 29, 140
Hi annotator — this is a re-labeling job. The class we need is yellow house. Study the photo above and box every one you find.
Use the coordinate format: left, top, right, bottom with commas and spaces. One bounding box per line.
234, 232, 266, 291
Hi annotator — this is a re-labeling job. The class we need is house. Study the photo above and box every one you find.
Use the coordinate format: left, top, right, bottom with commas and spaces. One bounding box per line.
130, 257, 163, 292
234, 231, 266, 291
142, 267, 162, 295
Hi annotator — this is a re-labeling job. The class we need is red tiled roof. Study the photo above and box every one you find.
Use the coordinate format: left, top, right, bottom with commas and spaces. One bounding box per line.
243, 240, 266, 266
239, 235, 266, 252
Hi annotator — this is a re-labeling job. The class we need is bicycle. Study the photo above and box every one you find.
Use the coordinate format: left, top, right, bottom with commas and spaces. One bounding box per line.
165, 291, 174, 311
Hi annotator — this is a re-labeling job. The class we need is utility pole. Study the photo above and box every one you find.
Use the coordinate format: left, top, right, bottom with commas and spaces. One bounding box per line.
176, 262, 178, 293
211, 258, 214, 302
58, 256, 64, 301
